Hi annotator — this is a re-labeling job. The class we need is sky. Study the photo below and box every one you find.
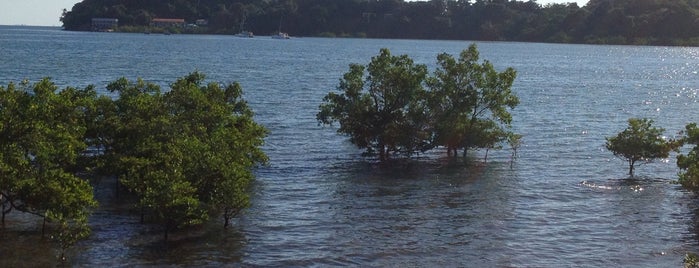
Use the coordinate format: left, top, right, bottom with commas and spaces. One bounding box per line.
0, 0, 590, 27
0, 0, 80, 26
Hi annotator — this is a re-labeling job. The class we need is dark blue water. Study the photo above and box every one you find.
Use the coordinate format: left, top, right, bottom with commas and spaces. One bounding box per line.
3, 26, 699, 267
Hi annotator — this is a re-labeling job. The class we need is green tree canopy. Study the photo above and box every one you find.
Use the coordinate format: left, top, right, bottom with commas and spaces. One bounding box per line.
678, 123, 699, 189
427, 44, 519, 158
0, 72, 268, 259
317, 48, 430, 161
101, 72, 268, 238
606, 118, 676, 177
318, 45, 519, 162
0, 79, 97, 256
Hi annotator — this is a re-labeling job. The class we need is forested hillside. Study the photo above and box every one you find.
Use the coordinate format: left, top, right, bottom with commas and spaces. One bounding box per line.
61, 0, 699, 45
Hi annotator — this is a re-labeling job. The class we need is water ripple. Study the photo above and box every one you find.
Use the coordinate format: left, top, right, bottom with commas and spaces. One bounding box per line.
2, 26, 699, 267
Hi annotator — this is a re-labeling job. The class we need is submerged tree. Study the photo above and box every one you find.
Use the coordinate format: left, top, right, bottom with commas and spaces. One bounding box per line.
606, 118, 676, 177
102, 72, 267, 238
318, 45, 520, 162
0, 72, 267, 258
317, 48, 430, 161
427, 44, 519, 158
0, 79, 97, 254
678, 123, 699, 189
507, 133, 523, 168
164, 73, 268, 229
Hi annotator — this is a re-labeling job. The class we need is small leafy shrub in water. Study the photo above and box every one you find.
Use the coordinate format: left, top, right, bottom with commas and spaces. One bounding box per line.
606, 118, 677, 177
678, 123, 699, 189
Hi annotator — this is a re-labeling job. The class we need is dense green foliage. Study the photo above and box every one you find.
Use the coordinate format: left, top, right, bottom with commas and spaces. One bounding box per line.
605, 118, 676, 177
317, 49, 430, 161
678, 123, 699, 189
0, 79, 97, 256
101, 72, 268, 238
428, 44, 518, 158
61, 0, 699, 45
1, 73, 267, 250
318, 44, 519, 161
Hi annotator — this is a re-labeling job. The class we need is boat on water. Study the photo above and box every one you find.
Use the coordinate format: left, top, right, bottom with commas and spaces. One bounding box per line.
235, 17, 254, 38
272, 32, 290, 39
235, 31, 254, 38
272, 17, 290, 39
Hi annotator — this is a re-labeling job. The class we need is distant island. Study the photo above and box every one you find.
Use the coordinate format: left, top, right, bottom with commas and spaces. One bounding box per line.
61, 0, 699, 46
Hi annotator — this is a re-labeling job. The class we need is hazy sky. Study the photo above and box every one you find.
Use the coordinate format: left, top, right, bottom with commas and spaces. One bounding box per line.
0, 0, 590, 26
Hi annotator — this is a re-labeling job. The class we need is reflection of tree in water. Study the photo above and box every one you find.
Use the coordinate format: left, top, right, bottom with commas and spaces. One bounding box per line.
131, 222, 248, 266
0, 228, 56, 267
65, 176, 249, 266
684, 196, 699, 266
687, 197, 699, 246
1, 209, 248, 266
325, 157, 515, 266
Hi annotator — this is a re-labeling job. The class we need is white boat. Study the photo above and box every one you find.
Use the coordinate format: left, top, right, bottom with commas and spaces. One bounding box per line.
235, 17, 254, 38
235, 31, 254, 38
272, 18, 290, 39
272, 32, 290, 39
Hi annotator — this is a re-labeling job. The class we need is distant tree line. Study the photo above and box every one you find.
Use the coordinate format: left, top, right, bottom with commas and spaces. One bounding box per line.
61, 0, 699, 45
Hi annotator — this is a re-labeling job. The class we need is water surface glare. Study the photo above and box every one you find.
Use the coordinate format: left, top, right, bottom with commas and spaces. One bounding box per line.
2, 26, 699, 267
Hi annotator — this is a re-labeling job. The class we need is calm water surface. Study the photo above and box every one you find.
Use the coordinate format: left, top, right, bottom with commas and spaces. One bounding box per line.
2, 26, 699, 267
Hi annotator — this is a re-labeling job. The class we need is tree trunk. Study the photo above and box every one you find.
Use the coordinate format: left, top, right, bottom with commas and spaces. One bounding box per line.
42, 216, 47, 238
629, 160, 635, 177
164, 224, 169, 242
115, 176, 120, 199
140, 204, 145, 223
223, 210, 230, 229
1, 195, 13, 228
379, 144, 386, 162
1, 196, 5, 227
450, 146, 459, 159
